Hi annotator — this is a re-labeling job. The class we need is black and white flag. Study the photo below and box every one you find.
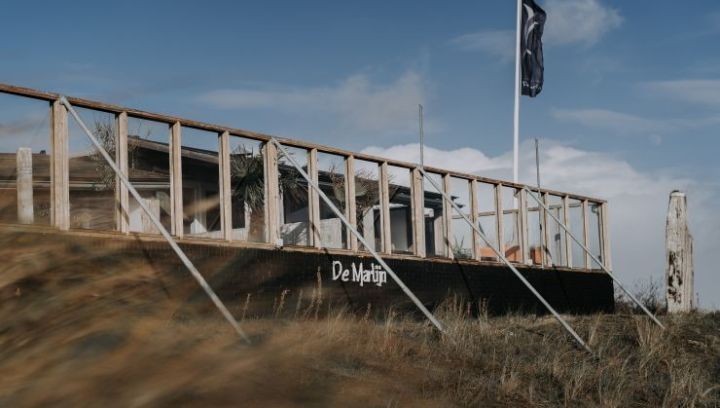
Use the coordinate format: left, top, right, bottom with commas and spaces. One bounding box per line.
521, 0, 546, 97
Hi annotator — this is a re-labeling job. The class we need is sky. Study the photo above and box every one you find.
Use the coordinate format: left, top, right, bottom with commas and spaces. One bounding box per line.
2, 0, 719, 308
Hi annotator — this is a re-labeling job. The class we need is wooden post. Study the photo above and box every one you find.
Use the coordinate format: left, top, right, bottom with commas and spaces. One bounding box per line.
379, 162, 391, 254
170, 122, 183, 237
219, 131, 232, 240
600, 202, 612, 270
411, 168, 425, 257
470, 180, 480, 261
542, 192, 551, 265
495, 184, 504, 257
16, 147, 34, 224
308, 148, 321, 248
263, 141, 280, 245
345, 156, 358, 251
666, 191, 694, 312
519, 188, 528, 264
116, 112, 129, 233
582, 200, 590, 269
51, 100, 69, 230
443, 174, 454, 259
563, 195, 572, 268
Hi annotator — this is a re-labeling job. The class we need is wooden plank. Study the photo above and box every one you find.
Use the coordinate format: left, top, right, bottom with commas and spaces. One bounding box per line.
345, 156, 358, 251
411, 168, 425, 257
51, 100, 69, 231
495, 184, 504, 257
469, 179, 481, 260
170, 122, 183, 237
0, 83, 607, 204
519, 188, 529, 264
563, 195, 572, 268
600, 202, 612, 270
116, 112, 129, 233
582, 199, 590, 269
308, 148, 321, 248
379, 162, 391, 254
263, 141, 280, 245
541, 192, 551, 266
219, 131, 232, 241
442, 174, 454, 259
16, 148, 34, 224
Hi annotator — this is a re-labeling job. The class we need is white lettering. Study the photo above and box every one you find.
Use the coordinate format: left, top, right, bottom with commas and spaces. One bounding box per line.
331, 260, 387, 288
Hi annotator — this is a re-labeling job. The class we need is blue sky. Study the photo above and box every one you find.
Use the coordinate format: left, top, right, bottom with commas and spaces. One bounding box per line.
2, 0, 719, 307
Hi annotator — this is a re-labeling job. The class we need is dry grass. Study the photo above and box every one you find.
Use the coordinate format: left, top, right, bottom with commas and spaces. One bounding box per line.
0, 231, 718, 407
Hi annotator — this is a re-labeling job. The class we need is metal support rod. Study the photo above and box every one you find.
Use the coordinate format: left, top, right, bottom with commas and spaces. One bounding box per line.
535, 138, 544, 268
269, 138, 445, 333
419, 168, 592, 353
59, 97, 252, 344
523, 187, 665, 329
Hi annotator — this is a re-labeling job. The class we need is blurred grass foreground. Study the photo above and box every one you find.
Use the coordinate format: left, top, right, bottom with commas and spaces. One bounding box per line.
0, 229, 719, 407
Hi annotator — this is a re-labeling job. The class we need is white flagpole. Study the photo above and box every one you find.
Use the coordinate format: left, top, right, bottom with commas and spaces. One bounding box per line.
513, 0, 522, 183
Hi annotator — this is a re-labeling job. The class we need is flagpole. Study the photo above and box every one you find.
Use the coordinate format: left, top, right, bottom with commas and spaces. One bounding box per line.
513, 0, 522, 183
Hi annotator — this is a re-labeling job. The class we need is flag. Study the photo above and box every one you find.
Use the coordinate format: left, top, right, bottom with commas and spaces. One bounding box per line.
520, 0, 546, 97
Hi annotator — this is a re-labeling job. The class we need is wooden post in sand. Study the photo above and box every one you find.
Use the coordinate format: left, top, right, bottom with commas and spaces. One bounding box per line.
666, 190, 694, 312
16, 147, 34, 224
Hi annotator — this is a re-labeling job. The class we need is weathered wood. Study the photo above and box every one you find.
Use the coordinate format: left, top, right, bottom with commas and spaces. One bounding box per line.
51, 100, 69, 230
170, 122, 183, 237
263, 141, 280, 245
563, 195, 572, 268
16, 147, 34, 224
470, 179, 480, 260
345, 156, 358, 251
666, 191, 694, 313
116, 112, 129, 233
379, 162, 391, 254
219, 131, 232, 240
495, 184, 504, 256
519, 188, 529, 264
600, 202, 612, 270
308, 148, 321, 248
411, 168, 426, 257
582, 200, 590, 269
442, 174, 454, 259
542, 192, 551, 266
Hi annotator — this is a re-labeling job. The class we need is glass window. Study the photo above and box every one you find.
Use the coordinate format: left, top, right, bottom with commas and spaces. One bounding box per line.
475, 182, 498, 260
386, 165, 413, 254
127, 117, 171, 234
423, 172, 446, 257
546, 194, 567, 267
181, 127, 221, 238
68, 107, 117, 230
588, 202, 603, 268
317, 152, 347, 249
569, 198, 585, 268
525, 189, 544, 265
353, 159, 381, 252
502, 186, 521, 262
449, 177, 473, 259
278, 146, 310, 246
0, 94, 51, 225
228, 136, 265, 242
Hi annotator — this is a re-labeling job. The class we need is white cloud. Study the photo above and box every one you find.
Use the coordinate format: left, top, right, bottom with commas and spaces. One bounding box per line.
196, 71, 427, 135
551, 108, 663, 134
448, 30, 515, 61
543, 0, 623, 46
643, 79, 720, 107
450, 0, 622, 59
362, 141, 720, 309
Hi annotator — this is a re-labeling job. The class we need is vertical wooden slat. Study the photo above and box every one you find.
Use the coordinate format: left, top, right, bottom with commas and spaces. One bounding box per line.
345, 156, 357, 251
443, 174, 454, 259
495, 184, 504, 257
582, 199, 590, 269
411, 168, 425, 257
51, 100, 69, 230
519, 188, 529, 264
170, 122, 183, 237
601, 202, 612, 270
116, 112, 129, 233
379, 162, 391, 254
219, 131, 232, 241
542, 192, 551, 266
470, 179, 480, 260
263, 141, 280, 245
563, 195, 572, 268
308, 148, 321, 248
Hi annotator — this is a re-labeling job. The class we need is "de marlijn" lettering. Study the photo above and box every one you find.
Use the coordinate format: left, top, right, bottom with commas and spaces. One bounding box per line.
331, 260, 387, 287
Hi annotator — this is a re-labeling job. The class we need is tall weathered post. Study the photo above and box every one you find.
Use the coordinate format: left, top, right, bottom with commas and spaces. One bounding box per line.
16, 147, 34, 224
666, 190, 694, 312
